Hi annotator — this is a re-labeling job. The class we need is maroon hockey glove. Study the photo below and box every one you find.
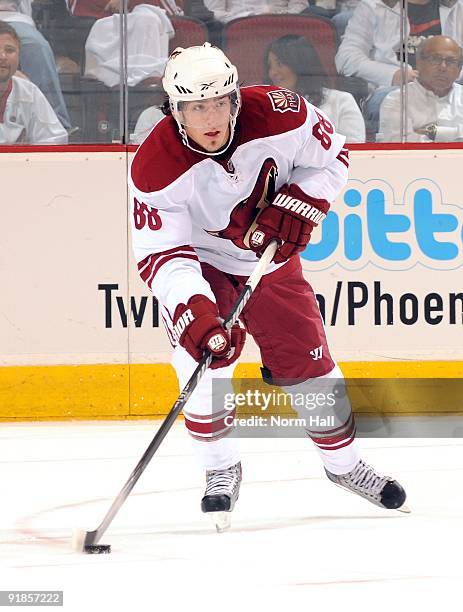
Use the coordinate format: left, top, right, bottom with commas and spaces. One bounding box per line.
173, 294, 245, 370
248, 183, 329, 264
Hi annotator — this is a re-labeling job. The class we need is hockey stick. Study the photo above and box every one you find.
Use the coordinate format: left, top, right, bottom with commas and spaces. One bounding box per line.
73, 239, 278, 551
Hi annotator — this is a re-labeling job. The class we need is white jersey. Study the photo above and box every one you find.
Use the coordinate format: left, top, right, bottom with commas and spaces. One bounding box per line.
129, 85, 349, 318
0, 76, 68, 145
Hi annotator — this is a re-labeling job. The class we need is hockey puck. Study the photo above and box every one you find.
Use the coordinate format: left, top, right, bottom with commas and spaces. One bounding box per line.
84, 544, 111, 554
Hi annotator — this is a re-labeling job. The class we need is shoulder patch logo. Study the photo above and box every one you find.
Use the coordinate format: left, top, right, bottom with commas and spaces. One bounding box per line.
267, 89, 301, 113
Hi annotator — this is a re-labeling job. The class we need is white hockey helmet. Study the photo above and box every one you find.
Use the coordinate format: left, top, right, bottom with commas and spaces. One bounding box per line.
162, 43, 241, 155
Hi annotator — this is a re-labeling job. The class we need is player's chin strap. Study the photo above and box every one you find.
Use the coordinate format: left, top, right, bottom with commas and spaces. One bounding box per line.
73, 240, 279, 552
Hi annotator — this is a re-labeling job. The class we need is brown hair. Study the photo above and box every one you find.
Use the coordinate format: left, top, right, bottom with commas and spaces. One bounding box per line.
264, 35, 327, 107
0, 20, 20, 46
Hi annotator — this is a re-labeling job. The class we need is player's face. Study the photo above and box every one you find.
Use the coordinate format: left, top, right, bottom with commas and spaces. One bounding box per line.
417, 38, 462, 97
181, 95, 231, 152
0, 34, 19, 84
267, 52, 298, 91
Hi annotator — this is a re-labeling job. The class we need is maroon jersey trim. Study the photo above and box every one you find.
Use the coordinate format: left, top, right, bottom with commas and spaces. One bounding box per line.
138, 246, 199, 289
130, 85, 308, 194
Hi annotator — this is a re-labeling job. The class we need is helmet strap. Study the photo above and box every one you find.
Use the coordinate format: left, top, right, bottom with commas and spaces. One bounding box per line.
172, 88, 241, 157
174, 116, 237, 157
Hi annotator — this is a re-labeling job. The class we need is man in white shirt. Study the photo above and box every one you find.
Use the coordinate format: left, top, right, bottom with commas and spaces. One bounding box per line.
377, 35, 463, 141
84, 4, 174, 87
204, 0, 309, 23
0, 21, 68, 144
335, 0, 463, 89
336, 0, 463, 137
0, 0, 71, 128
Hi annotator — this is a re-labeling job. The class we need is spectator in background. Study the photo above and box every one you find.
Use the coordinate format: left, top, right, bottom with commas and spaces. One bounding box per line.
377, 35, 463, 141
336, 0, 463, 137
0, 0, 71, 128
0, 21, 68, 144
336, 0, 463, 89
204, 0, 310, 23
331, 0, 360, 37
301, 0, 356, 20
66, 0, 182, 20
131, 103, 164, 143
200, 0, 311, 47
75, 0, 176, 87
264, 34, 365, 142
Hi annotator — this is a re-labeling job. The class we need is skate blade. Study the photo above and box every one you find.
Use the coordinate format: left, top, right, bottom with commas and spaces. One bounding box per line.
397, 504, 411, 514
208, 512, 231, 533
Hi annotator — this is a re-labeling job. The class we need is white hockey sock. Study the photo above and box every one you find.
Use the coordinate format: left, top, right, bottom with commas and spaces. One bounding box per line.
189, 436, 241, 471
172, 346, 240, 470
307, 365, 360, 474
312, 437, 361, 475
283, 364, 361, 475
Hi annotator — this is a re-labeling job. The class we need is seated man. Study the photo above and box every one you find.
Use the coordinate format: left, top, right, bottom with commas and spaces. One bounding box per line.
65, 0, 182, 19
203, 0, 309, 23
331, 0, 361, 37
377, 35, 463, 141
335, 0, 463, 89
0, 21, 68, 144
75, 0, 175, 87
0, 0, 71, 128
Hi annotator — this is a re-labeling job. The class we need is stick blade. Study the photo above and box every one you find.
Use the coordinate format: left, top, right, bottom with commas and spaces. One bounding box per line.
72, 528, 99, 552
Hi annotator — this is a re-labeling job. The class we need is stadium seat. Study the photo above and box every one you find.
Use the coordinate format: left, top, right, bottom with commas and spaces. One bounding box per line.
170, 16, 208, 51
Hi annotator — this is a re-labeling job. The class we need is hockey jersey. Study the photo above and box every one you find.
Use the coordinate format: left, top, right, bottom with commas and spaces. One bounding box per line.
129, 85, 349, 320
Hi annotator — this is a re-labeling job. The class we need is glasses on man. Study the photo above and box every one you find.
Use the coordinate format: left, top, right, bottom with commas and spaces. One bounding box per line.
421, 54, 462, 67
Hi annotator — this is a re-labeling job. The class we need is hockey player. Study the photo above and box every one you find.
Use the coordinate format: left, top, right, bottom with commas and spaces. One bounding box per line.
129, 43, 407, 528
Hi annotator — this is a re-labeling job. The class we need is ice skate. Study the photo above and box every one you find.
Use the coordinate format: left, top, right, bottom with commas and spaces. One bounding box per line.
201, 461, 242, 532
325, 459, 410, 513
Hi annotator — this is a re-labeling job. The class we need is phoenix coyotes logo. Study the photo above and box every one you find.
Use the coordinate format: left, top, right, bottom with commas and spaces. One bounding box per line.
267, 89, 301, 113
205, 159, 278, 250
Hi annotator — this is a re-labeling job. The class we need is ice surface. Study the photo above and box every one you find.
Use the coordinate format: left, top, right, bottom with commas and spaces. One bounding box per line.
1, 420, 462, 611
